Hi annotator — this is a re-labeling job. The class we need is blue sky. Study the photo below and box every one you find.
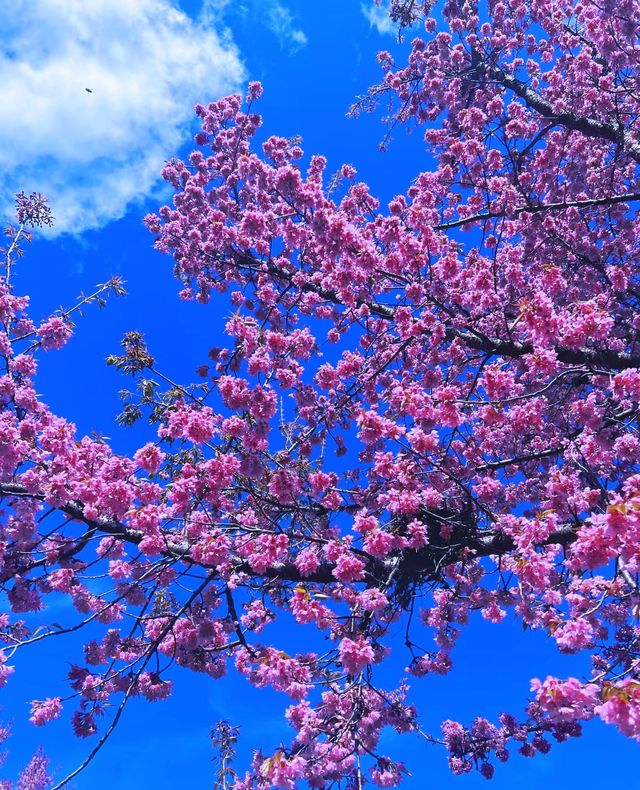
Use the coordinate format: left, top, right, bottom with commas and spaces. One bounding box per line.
1, 0, 638, 787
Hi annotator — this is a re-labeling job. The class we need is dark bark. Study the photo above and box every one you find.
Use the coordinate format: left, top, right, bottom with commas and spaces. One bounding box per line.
0, 482, 577, 590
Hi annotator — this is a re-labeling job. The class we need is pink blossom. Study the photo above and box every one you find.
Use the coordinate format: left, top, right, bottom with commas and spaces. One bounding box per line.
596, 680, 640, 740
371, 759, 405, 787
37, 316, 72, 351
364, 529, 396, 559
29, 697, 62, 726
269, 470, 302, 503
554, 619, 595, 653
531, 677, 598, 724
134, 443, 165, 473
294, 547, 320, 577
339, 636, 375, 675
332, 552, 366, 583
0, 650, 14, 688
138, 672, 173, 702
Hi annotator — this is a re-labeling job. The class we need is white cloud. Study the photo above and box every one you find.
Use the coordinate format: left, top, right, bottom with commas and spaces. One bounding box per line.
222, 1, 307, 53
0, 0, 245, 236
361, 1, 395, 35
266, 2, 308, 53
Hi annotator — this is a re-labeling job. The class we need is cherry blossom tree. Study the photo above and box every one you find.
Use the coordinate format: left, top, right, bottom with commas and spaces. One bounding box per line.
3, 0, 640, 786
0, 717, 50, 790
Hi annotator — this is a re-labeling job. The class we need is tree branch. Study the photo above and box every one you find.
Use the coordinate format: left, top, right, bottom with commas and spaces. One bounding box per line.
0, 483, 577, 591
435, 192, 640, 231
486, 65, 640, 162
235, 256, 640, 371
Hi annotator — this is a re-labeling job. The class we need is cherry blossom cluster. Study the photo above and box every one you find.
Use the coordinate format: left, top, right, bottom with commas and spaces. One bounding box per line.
2, 0, 640, 786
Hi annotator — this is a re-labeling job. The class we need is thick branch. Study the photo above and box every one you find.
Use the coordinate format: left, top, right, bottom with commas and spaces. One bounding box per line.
487, 65, 640, 162
435, 192, 640, 231
0, 483, 577, 589
455, 330, 640, 370
237, 256, 640, 370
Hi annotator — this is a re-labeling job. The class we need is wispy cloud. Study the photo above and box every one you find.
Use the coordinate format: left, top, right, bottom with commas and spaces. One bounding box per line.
221, 0, 307, 54
0, 0, 245, 236
361, 1, 395, 35
266, 2, 308, 53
